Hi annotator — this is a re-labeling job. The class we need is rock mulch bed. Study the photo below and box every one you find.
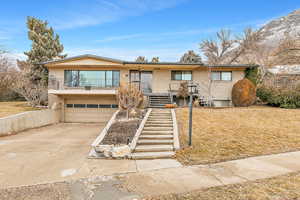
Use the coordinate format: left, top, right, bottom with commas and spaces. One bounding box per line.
101, 120, 140, 145
101, 110, 146, 145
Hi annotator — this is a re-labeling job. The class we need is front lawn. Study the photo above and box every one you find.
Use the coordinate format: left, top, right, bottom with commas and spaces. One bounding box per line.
148, 172, 300, 200
176, 106, 300, 165
0, 101, 40, 118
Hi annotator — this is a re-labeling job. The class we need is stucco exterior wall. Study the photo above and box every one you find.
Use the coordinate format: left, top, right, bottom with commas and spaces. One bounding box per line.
151, 69, 245, 100
47, 62, 246, 108
0, 109, 61, 136
152, 69, 171, 93
210, 70, 245, 100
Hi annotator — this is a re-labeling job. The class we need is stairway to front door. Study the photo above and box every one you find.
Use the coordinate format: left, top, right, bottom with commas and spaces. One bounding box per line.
130, 109, 176, 159
148, 95, 172, 108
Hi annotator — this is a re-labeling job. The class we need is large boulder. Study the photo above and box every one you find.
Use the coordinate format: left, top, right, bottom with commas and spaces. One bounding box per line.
95, 145, 113, 158
232, 78, 256, 107
111, 145, 131, 158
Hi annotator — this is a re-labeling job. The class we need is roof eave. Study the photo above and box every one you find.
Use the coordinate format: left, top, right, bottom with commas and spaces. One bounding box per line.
41, 54, 125, 65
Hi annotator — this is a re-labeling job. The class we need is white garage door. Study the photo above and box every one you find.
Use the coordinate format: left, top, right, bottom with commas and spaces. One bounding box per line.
64, 103, 117, 123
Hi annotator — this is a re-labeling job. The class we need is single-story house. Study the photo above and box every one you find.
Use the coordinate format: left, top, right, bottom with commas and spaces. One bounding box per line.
43, 54, 257, 123
266, 65, 300, 87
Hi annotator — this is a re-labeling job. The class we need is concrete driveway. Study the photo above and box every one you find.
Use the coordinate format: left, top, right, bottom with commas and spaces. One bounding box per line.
0, 123, 136, 188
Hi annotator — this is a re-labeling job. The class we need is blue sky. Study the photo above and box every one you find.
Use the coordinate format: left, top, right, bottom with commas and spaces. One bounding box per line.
0, 0, 300, 61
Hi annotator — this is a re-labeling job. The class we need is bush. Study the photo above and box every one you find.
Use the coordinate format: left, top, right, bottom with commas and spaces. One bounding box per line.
257, 85, 300, 109
232, 78, 256, 107
245, 67, 258, 85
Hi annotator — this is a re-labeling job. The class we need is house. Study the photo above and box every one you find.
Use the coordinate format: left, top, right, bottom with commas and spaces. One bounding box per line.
43, 54, 257, 123
266, 65, 300, 88
265, 39, 300, 88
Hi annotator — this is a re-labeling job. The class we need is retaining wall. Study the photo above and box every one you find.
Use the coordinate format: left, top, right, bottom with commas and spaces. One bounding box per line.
0, 109, 60, 136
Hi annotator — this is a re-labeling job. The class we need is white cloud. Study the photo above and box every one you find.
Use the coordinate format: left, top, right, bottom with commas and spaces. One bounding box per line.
95, 28, 220, 43
0, 29, 13, 41
53, 0, 188, 30
65, 47, 187, 62
96, 34, 145, 43
0, 36, 10, 40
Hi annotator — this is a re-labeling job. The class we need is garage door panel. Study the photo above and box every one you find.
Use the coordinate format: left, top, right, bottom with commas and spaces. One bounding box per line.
65, 108, 116, 123
64, 96, 117, 123
65, 96, 117, 105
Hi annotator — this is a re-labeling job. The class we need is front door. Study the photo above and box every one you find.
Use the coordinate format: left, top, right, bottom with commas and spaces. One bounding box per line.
130, 70, 152, 93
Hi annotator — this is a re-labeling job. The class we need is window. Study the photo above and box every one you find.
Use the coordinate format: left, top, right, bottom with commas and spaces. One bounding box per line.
64, 70, 120, 88
86, 104, 98, 108
99, 104, 112, 108
130, 70, 140, 82
73, 104, 86, 108
171, 71, 192, 81
211, 71, 232, 81
66, 104, 118, 108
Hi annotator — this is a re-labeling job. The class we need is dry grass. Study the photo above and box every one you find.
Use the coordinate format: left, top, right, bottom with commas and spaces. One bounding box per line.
0, 101, 40, 118
176, 106, 300, 165
148, 172, 300, 200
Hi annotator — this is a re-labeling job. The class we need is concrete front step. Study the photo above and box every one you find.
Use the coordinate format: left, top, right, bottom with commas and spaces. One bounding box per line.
137, 139, 173, 145
134, 145, 174, 152
148, 116, 172, 121
149, 114, 172, 117
149, 98, 170, 100
144, 124, 173, 130
151, 113, 171, 115
146, 121, 173, 124
149, 103, 171, 105
144, 124, 173, 127
139, 135, 173, 139
147, 119, 172, 122
150, 100, 171, 102
149, 115, 171, 117
150, 113, 171, 117
148, 116, 172, 120
143, 127, 173, 131
147, 120, 172, 122
142, 130, 173, 135
130, 151, 175, 159
150, 102, 171, 104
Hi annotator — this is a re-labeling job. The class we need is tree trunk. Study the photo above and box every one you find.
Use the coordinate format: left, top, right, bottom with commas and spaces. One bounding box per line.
126, 109, 129, 119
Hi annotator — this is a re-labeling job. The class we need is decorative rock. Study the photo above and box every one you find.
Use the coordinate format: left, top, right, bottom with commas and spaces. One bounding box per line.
95, 145, 113, 158
111, 145, 131, 158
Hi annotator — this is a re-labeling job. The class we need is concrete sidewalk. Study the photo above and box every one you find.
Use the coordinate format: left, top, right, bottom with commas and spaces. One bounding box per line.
1, 151, 300, 199
122, 151, 300, 196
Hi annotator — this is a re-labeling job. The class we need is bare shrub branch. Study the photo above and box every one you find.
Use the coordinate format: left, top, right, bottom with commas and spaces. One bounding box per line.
117, 83, 144, 119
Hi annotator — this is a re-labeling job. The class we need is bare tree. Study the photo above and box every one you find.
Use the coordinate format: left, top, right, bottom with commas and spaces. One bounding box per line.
177, 81, 189, 106
151, 57, 160, 63
135, 56, 148, 63
12, 61, 48, 106
117, 83, 144, 119
200, 28, 263, 65
269, 33, 300, 66
229, 28, 264, 64
0, 52, 19, 100
179, 50, 202, 64
200, 29, 235, 65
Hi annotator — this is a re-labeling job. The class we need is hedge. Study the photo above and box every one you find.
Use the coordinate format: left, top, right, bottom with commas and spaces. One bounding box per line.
257, 85, 300, 109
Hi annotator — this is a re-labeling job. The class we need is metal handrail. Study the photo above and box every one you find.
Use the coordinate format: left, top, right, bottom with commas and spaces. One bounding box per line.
48, 78, 120, 90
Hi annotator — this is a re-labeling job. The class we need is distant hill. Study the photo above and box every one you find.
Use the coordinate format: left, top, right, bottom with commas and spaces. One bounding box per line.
260, 9, 300, 46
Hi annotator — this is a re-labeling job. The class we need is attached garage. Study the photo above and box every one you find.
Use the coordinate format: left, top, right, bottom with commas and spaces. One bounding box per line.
63, 95, 117, 123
